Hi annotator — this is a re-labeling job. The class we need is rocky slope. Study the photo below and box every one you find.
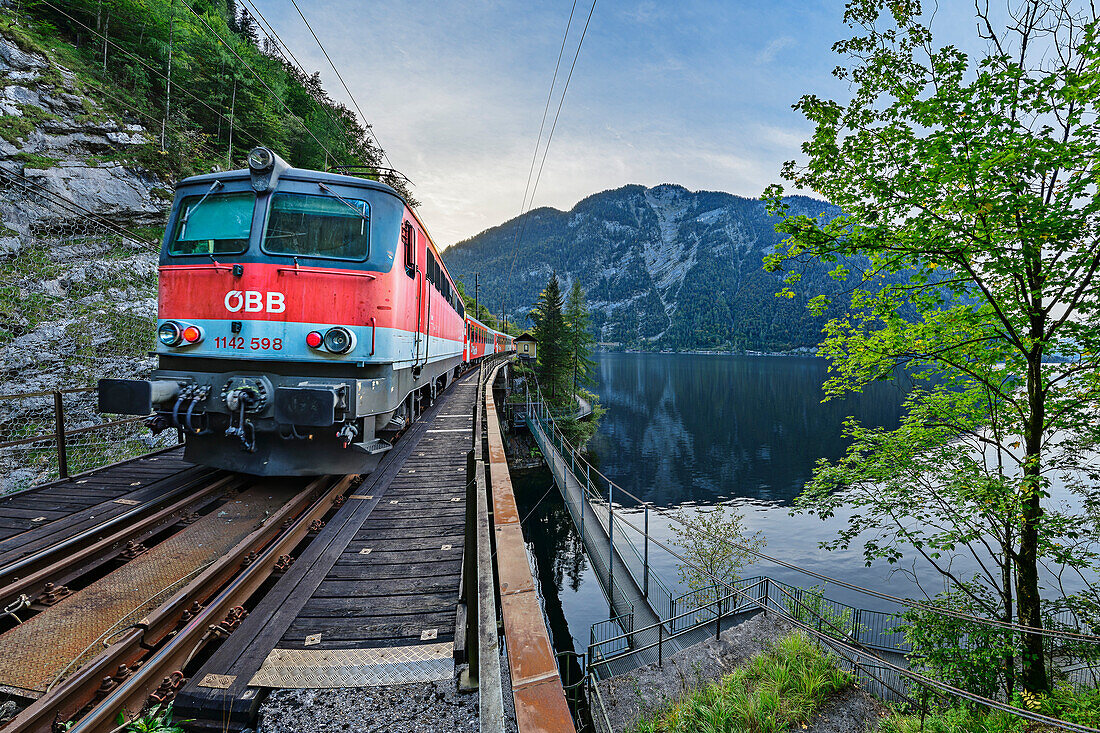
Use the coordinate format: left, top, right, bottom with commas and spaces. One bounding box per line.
0, 28, 171, 490
0, 29, 167, 396
444, 184, 848, 351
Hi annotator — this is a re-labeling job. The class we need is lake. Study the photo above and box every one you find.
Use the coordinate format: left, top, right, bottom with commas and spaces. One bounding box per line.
514, 352, 926, 658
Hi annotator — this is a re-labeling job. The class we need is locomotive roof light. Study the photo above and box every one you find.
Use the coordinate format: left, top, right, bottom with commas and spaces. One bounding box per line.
248, 147, 274, 172
247, 146, 290, 192
158, 321, 183, 347
323, 327, 356, 354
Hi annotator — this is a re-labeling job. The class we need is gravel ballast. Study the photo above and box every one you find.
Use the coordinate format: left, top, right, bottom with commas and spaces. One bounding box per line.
257, 679, 478, 733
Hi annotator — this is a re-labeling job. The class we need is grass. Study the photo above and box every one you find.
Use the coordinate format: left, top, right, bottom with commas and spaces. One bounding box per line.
12, 151, 59, 168
879, 685, 1100, 733
631, 632, 853, 733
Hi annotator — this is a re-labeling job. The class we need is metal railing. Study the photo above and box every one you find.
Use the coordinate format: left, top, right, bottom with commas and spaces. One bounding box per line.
526, 386, 676, 624
0, 387, 181, 493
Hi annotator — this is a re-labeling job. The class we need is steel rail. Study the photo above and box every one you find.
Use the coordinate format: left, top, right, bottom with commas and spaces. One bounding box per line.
6, 473, 355, 733
0, 473, 241, 609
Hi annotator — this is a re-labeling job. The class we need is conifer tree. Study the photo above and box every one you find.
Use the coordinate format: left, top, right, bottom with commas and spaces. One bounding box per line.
564, 280, 595, 400
530, 273, 568, 400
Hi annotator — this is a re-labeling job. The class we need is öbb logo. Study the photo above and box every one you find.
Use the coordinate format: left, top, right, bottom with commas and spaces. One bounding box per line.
224, 291, 285, 313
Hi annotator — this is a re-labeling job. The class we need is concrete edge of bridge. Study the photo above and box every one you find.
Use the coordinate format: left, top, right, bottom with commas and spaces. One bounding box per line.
483, 359, 576, 733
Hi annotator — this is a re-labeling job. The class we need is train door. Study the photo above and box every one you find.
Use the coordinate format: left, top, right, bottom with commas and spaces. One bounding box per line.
402, 220, 422, 366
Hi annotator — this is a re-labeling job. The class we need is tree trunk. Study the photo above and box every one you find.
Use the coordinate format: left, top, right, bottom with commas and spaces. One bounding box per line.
1002, 527, 1015, 699
1016, 347, 1048, 692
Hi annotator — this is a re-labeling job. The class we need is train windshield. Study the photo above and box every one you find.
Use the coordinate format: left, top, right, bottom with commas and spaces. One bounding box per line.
262, 192, 370, 261
169, 192, 254, 255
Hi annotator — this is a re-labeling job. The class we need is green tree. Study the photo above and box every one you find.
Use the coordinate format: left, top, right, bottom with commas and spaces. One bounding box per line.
564, 280, 596, 400
530, 273, 568, 400
763, 0, 1100, 694
16, 0, 415, 201
671, 505, 765, 607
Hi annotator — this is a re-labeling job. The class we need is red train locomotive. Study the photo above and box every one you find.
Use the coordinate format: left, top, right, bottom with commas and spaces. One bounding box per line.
100, 148, 514, 475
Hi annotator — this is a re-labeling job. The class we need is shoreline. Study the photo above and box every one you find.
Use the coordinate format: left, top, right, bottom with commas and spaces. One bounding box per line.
595, 348, 823, 358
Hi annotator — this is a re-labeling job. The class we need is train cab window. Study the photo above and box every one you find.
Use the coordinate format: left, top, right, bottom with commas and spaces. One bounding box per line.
402, 222, 416, 277
169, 192, 254, 255
262, 192, 369, 261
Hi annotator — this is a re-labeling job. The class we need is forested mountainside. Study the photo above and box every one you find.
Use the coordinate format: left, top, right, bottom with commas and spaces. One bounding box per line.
1, 0, 404, 194
445, 184, 849, 352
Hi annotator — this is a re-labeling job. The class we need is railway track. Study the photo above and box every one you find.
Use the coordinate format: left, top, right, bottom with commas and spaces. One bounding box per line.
0, 366, 487, 732
0, 464, 356, 732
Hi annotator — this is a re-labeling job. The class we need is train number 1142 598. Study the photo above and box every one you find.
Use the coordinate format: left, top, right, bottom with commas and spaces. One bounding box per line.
214, 336, 283, 350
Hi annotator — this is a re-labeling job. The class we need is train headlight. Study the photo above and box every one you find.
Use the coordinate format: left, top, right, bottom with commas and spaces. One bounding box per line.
158, 321, 183, 346
181, 325, 204, 344
306, 331, 324, 349
248, 147, 274, 172
323, 327, 355, 354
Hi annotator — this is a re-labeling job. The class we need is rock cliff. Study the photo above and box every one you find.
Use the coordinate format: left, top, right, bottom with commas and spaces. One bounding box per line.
0, 30, 167, 397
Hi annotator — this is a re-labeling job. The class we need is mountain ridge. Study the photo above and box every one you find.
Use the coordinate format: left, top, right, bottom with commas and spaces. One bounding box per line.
444, 183, 846, 351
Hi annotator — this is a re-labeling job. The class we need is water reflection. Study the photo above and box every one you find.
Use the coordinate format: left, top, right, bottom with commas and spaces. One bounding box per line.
588, 354, 909, 507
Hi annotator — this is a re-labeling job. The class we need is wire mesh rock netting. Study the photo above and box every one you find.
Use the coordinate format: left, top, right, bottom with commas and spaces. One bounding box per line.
0, 167, 178, 492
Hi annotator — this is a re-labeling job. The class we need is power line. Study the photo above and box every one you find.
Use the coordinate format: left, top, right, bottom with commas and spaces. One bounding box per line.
499, 0, 578, 323
238, 0, 352, 150
178, 0, 338, 163
526, 0, 597, 223
37, 0, 267, 157
604, 505, 1100, 733
518, 0, 578, 218
0, 167, 157, 246
288, 0, 394, 170
531, 387, 1099, 729
505, 0, 597, 312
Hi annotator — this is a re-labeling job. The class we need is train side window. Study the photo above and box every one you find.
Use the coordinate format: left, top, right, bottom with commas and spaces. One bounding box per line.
402, 222, 416, 278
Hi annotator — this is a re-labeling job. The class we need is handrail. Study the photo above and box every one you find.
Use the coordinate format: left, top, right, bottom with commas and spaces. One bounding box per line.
0, 415, 147, 450
589, 579, 766, 654
0, 387, 95, 401
275, 264, 377, 279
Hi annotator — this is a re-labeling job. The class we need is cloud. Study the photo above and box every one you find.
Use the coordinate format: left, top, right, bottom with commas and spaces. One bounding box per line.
755, 36, 796, 65
261, 0, 845, 246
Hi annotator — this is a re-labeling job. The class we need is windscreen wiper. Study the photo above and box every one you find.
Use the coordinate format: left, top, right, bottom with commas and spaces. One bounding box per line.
181, 180, 224, 224
318, 182, 368, 220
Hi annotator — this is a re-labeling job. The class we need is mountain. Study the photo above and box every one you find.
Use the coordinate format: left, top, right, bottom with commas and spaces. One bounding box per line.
443, 183, 849, 351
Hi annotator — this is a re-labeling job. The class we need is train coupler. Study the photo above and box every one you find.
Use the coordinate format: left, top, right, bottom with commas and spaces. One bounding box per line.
224, 398, 256, 453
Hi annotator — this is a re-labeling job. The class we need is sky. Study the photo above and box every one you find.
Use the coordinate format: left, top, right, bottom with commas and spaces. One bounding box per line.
252, 0, 991, 247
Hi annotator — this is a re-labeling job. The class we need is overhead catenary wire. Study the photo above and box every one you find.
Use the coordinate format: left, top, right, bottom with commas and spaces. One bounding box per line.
287, 0, 394, 170
505, 0, 597, 313
0, 167, 157, 246
534, 392, 1100, 730
36, 0, 268, 158
176, 0, 341, 165
238, 0, 356, 154
530, 378, 1100, 645
516, 0, 578, 220
602, 502, 1100, 733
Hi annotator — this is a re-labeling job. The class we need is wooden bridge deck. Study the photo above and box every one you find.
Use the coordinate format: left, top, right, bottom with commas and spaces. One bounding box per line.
175, 372, 479, 730
0, 448, 209, 548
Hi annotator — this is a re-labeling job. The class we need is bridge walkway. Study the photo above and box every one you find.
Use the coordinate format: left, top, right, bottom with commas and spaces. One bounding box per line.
527, 409, 687, 675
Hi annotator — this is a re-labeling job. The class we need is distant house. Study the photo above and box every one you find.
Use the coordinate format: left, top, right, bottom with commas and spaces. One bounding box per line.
516, 332, 537, 361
